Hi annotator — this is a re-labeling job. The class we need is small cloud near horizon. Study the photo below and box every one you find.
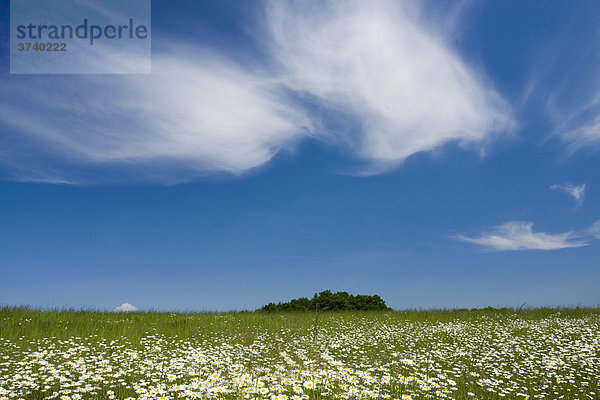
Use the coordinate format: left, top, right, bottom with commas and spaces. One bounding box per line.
455, 221, 589, 251
114, 303, 138, 312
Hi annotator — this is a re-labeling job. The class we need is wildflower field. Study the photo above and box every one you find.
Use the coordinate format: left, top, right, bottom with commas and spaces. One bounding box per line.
1, 308, 599, 400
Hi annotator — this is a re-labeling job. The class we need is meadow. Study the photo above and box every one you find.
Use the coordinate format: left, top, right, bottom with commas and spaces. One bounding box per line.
1, 307, 599, 400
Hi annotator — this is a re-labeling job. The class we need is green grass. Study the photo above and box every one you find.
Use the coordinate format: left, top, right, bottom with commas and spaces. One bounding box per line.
2, 306, 597, 342
1, 307, 599, 399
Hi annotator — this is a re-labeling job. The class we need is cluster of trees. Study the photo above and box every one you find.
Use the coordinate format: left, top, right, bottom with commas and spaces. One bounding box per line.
260, 290, 391, 312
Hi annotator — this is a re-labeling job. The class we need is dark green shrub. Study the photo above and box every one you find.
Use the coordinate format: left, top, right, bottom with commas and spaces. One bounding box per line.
259, 290, 391, 312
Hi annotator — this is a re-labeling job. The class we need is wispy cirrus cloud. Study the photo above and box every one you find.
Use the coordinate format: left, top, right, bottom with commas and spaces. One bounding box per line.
0, 50, 312, 183
556, 115, 600, 152
590, 220, 600, 240
265, 0, 513, 174
545, 23, 600, 154
455, 221, 588, 251
550, 183, 586, 206
549, 89, 600, 153
0, 0, 512, 183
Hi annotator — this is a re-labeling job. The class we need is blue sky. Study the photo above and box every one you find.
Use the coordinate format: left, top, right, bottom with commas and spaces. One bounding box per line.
1, 0, 599, 311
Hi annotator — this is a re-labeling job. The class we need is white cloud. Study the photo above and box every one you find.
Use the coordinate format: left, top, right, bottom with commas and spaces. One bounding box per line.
550, 95, 600, 152
265, 0, 513, 173
455, 221, 588, 251
0, 0, 513, 183
550, 183, 586, 205
544, 26, 600, 153
557, 115, 600, 151
0, 50, 312, 183
114, 303, 138, 312
590, 220, 600, 240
